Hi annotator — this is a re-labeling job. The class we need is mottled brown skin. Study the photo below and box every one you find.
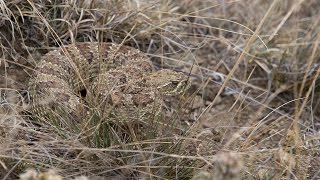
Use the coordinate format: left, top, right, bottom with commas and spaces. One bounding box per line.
28, 42, 189, 125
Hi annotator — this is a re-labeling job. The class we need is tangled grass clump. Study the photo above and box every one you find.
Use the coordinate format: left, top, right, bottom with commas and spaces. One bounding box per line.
1, 0, 320, 179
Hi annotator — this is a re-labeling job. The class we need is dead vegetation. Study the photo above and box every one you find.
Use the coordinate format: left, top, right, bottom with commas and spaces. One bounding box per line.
0, 0, 320, 179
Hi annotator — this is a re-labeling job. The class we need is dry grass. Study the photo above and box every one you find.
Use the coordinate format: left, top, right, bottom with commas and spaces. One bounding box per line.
0, 0, 320, 179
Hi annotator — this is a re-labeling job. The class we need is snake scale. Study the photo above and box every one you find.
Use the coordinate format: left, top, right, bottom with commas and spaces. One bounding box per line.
28, 42, 189, 127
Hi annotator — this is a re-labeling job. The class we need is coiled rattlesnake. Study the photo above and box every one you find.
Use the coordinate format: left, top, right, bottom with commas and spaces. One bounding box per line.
28, 42, 189, 127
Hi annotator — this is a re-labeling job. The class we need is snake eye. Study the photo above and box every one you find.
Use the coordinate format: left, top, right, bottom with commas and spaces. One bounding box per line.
171, 81, 179, 86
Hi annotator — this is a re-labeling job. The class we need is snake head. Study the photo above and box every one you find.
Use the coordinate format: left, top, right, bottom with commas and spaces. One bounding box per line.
146, 69, 190, 96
